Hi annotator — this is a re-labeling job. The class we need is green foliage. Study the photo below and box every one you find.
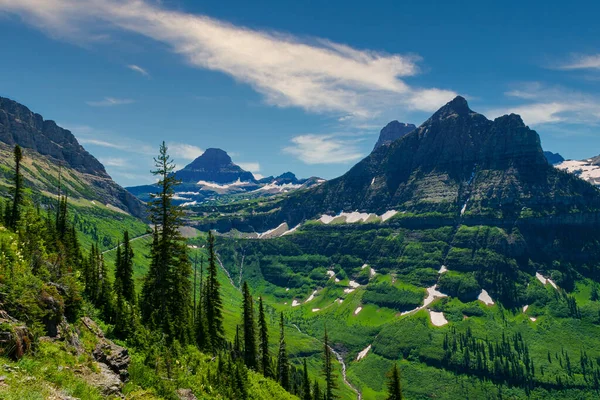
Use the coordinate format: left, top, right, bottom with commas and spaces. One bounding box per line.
362, 283, 425, 312
437, 271, 481, 302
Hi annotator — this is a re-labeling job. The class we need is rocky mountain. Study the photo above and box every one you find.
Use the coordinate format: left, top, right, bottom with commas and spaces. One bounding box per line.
0, 97, 144, 218
211, 96, 600, 231
544, 151, 564, 165
128, 149, 324, 204
556, 155, 600, 186
176, 148, 256, 184
373, 120, 416, 150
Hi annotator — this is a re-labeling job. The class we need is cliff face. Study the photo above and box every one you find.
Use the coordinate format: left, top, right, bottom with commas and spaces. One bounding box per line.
0, 97, 144, 218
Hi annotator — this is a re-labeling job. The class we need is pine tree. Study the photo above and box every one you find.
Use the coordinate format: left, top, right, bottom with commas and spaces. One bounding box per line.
277, 312, 290, 390
205, 230, 224, 351
313, 379, 321, 400
195, 256, 209, 351
140, 142, 192, 344
242, 281, 257, 370
9, 145, 23, 230
258, 296, 272, 377
386, 363, 403, 400
115, 231, 135, 304
302, 358, 312, 400
323, 326, 338, 400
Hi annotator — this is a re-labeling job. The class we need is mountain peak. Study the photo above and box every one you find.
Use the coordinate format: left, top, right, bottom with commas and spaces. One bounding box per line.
432, 95, 472, 120
177, 148, 256, 184
373, 120, 416, 150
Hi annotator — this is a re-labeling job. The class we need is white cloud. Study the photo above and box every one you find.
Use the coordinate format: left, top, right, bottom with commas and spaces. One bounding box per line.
86, 97, 134, 107
67, 124, 155, 155
78, 137, 126, 149
486, 83, 600, 126
168, 143, 203, 160
127, 64, 150, 77
237, 162, 260, 173
100, 157, 127, 167
283, 134, 364, 164
556, 54, 600, 70
0, 0, 455, 119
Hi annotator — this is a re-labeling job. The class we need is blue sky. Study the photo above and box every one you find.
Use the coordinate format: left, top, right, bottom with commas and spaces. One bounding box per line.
1, 0, 599, 186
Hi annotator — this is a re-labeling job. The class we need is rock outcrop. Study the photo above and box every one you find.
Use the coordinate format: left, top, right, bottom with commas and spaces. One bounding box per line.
373, 120, 416, 150
0, 310, 33, 360
81, 317, 130, 382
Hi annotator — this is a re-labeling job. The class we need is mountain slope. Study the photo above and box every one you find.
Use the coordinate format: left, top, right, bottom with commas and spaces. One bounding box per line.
556, 155, 600, 186
0, 96, 144, 218
249, 96, 600, 228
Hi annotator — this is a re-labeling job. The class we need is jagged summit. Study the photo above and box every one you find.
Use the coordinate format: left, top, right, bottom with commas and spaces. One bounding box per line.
373, 120, 416, 150
430, 95, 472, 120
176, 148, 256, 184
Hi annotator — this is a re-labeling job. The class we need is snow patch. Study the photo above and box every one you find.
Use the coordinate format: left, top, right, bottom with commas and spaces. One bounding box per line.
344, 288, 355, 294
305, 290, 317, 303
460, 199, 469, 216
380, 210, 398, 222
401, 285, 448, 316
197, 178, 251, 190
556, 160, 600, 185
312, 308, 320, 313
291, 300, 300, 307
354, 307, 362, 315
356, 345, 371, 361
370, 177, 376, 186
257, 223, 288, 239
255, 182, 303, 193
281, 224, 301, 236
523, 305, 529, 312
429, 310, 448, 326
478, 289, 495, 306
348, 280, 360, 288
530, 317, 537, 322
438, 265, 448, 274
326, 270, 335, 278
536, 272, 559, 290
181, 201, 198, 207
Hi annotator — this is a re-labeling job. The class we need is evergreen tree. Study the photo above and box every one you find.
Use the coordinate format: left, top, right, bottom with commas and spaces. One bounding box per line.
277, 312, 290, 390
258, 296, 272, 377
302, 358, 312, 400
591, 284, 599, 301
386, 363, 403, 400
242, 281, 257, 370
323, 326, 338, 400
313, 379, 321, 400
140, 142, 192, 344
9, 145, 23, 230
115, 231, 135, 303
195, 256, 208, 351
205, 230, 224, 351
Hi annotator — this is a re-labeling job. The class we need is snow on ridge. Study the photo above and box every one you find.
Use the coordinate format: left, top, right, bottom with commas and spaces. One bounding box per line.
556, 159, 600, 185
254, 182, 303, 193
478, 289, 494, 306
356, 345, 371, 361
197, 178, 252, 190
319, 209, 399, 224
182, 201, 198, 207
173, 195, 192, 201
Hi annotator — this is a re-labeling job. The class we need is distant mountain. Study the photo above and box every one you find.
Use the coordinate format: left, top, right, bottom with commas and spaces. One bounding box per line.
176, 148, 256, 184
544, 151, 564, 165
0, 96, 144, 218
556, 155, 600, 186
224, 96, 600, 231
128, 150, 324, 204
373, 120, 416, 150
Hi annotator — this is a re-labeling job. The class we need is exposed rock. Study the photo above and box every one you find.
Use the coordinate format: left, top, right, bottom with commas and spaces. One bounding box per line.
0, 310, 33, 359
544, 151, 564, 165
373, 120, 416, 150
81, 317, 130, 382
177, 388, 198, 400
0, 97, 144, 218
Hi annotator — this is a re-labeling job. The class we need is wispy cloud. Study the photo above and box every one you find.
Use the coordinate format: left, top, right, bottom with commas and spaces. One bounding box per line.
127, 64, 150, 77
67, 124, 155, 155
486, 82, 600, 126
79, 138, 126, 149
283, 134, 364, 164
86, 97, 134, 107
0, 0, 455, 120
556, 54, 600, 70
99, 157, 128, 167
168, 143, 203, 161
